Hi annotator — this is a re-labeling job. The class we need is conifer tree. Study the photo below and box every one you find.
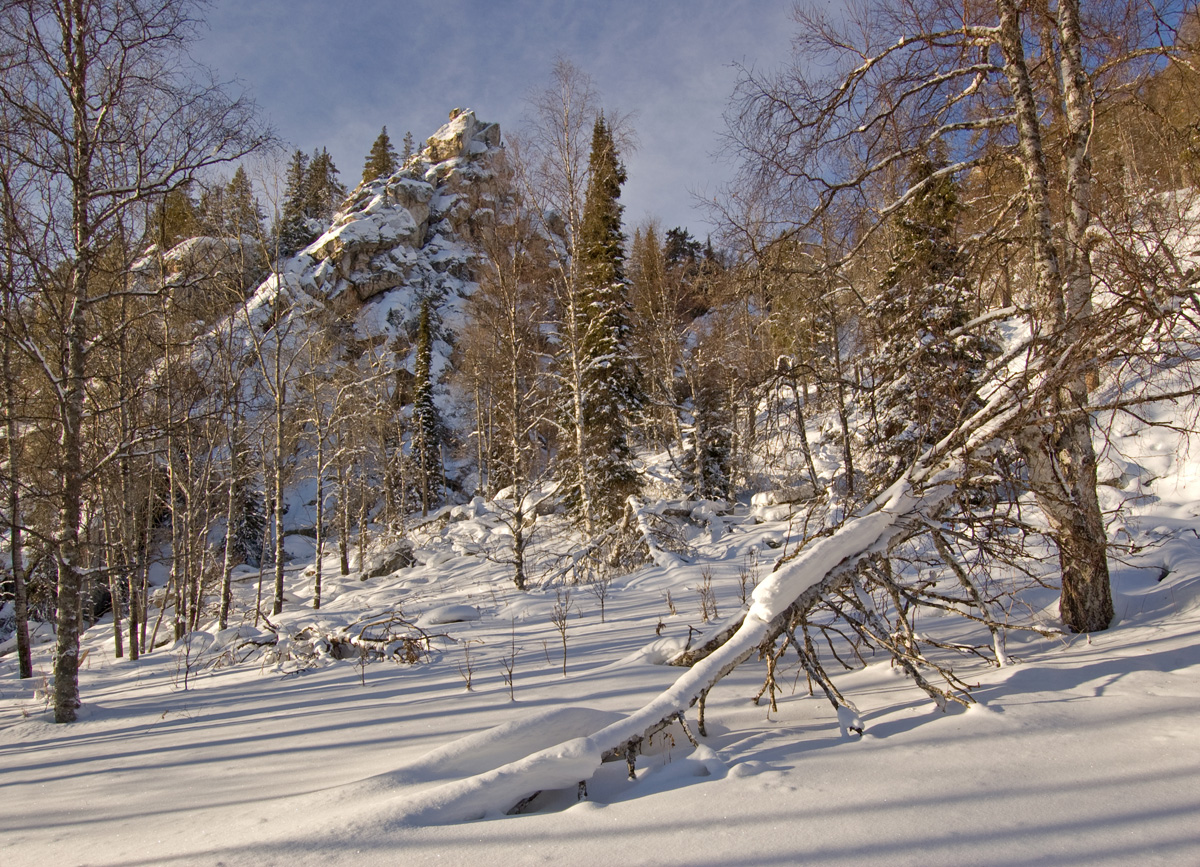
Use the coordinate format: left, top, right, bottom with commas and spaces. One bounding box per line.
305, 148, 346, 223
278, 149, 312, 255
150, 184, 201, 248
195, 167, 263, 238
402, 130, 415, 163
865, 151, 996, 484
224, 165, 264, 237
688, 360, 733, 501
197, 183, 226, 236
571, 114, 641, 525
362, 126, 399, 184
276, 148, 344, 255
664, 226, 702, 271
412, 298, 443, 516
628, 222, 683, 450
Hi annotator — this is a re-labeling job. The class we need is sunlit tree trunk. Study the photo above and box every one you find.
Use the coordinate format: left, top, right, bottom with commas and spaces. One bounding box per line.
997, 0, 1112, 632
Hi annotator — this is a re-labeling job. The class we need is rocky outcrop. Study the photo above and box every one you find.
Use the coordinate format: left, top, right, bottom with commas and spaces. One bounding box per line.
153, 235, 267, 321
426, 108, 501, 163
297, 109, 499, 316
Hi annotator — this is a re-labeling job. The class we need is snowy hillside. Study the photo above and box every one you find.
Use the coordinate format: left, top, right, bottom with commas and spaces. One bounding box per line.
222, 108, 500, 503
7, 2, 1200, 862
3, 390, 1199, 865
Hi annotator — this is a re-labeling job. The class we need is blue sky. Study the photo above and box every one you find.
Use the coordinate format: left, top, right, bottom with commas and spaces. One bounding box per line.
192, 0, 798, 237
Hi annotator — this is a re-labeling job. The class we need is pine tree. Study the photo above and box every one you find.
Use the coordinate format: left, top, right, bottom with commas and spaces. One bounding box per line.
402, 130, 415, 163
362, 126, 399, 184
664, 226, 702, 270
571, 114, 641, 525
412, 298, 443, 516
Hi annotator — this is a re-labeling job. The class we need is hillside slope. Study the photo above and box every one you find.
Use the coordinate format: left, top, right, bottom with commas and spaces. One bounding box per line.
2, 392, 1199, 865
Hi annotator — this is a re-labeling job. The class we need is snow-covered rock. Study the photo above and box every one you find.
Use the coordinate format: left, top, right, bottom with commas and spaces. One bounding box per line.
426, 107, 501, 162
750, 482, 819, 508
293, 109, 497, 326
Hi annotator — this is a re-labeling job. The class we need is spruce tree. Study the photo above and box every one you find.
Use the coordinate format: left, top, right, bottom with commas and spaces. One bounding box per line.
689, 363, 733, 501
572, 114, 641, 525
150, 184, 201, 248
197, 183, 226, 236
305, 148, 346, 223
362, 126, 399, 184
412, 298, 443, 516
402, 130, 415, 163
229, 479, 267, 567
278, 149, 311, 255
276, 148, 345, 255
224, 165, 264, 237
865, 151, 996, 484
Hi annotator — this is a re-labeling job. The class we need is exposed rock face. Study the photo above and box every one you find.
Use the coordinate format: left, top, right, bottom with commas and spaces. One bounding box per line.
426, 108, 501, 163
149, 235, 267, 322
204, 110, 503, 513
290, 109, 500, 318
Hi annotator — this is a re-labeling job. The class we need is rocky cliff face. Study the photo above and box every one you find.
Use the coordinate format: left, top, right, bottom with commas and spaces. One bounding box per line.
271, 108, 501, 359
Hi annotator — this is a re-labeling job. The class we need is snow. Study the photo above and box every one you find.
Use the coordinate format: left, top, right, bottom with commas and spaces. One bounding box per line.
5, 421, 1200, 865
418, 604, 482, 625
5, 111, 1200, 865
308, 206, 420, 254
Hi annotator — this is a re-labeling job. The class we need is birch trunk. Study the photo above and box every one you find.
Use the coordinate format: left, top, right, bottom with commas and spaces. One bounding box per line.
996, 0, 1113, 632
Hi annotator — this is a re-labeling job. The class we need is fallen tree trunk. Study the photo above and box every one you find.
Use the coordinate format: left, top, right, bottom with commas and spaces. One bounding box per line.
387, 373, 1029, 823
387, 473, 963, 824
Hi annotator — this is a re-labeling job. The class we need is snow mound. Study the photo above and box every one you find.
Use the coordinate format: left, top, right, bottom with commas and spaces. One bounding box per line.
351, 706, 627, 825
418, 604, 482, 626
372, 706, 624, 790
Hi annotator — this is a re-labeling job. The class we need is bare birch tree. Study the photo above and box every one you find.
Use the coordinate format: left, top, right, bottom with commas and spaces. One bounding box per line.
723, 0, 1196, 632
0, 0, 268, 721
460, 144, 556, 589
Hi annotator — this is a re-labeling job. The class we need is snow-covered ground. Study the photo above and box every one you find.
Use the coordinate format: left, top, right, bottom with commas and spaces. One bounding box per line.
4, 413, 1200, 866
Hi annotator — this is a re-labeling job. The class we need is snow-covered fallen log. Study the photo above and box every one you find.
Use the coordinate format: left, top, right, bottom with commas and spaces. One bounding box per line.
382, 372, 1031, 824
385, 475, 959, 824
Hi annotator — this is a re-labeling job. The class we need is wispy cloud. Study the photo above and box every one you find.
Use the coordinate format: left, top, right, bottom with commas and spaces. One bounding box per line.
193, 0, 796, 234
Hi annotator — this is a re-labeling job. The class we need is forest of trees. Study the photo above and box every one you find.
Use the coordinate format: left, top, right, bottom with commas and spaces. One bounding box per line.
3, 0, 1200, 726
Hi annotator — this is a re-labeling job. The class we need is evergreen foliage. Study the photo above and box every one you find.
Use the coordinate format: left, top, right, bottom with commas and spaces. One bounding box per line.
865, 152, 998, 484
402, 131, 415, 163
224, 166, 265, 238
278, 149, 312, 255
277, 147, 346, 255
306, 148, 346, 223
578, 115, 626, 289
689, 365, 733, 501
662, 226, 711, 318
196, 167, 264, 239
149, 185, 201, 249
412, 298, 444, 516
196, 184, 225, 236
571, 114, 642, 525
664, 226, 702, 270
228, 478, 268, 568
362, 126, 399, 184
